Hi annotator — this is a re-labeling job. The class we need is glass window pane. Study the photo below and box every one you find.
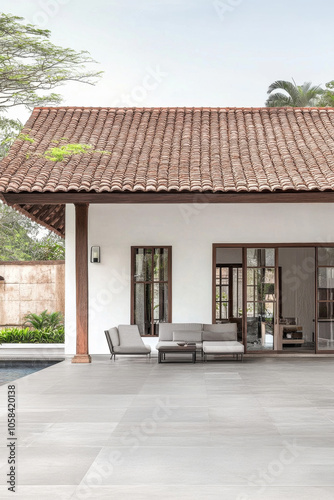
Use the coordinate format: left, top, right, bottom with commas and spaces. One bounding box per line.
238, 269, 243, 316
247, 286, 254, 301
265, 249, 275, 267
134, 283, 152, 335
134, 249, 144, 281
216, 303, 220, 319
318, 302, 334, 319
247, 306, 274, 351
247, 302, 260, 317
134, 283, 144, 333
153, 283, 168, 322
144, 249, 152, 281
153, 248, 169, 281
318, 247, 334, 266
221, 285, 229, 301
247, 249, 258, 267
247, 248, 275, 267
221, 268, 229, 284
248, 269, 275, 302
319, 290, 334, 301
134, 248, 152, 281
318, 321, 334, 350
221, 302, 228, 319
247, 268, 255, 285
318, 268, 334, 293
233, 269, 238, 316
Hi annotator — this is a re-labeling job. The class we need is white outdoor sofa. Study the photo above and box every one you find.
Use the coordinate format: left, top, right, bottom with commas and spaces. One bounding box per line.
105, 325, 151, 361
156, 323, 244, 361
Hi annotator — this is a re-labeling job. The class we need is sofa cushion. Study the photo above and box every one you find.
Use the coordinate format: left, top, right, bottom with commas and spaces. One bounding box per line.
202, 331, 228, 342
114, 345, 151, 354
118, 325, 144, 347
158, 323, 202, 341
203, 323, 237, 341
203, 341, 244, 354
107, 327, 120, 347
173, 330, 202, 342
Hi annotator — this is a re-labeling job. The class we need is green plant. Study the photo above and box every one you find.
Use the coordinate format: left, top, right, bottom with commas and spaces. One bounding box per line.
0, 326, 64, 343
44, 143, 93, 162
23, 310, 64, 330
17, 133, 35, 143
266, 80, 324, 107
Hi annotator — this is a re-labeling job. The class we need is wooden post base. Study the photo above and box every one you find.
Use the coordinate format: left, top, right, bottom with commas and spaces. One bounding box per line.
71, 354, 92, 364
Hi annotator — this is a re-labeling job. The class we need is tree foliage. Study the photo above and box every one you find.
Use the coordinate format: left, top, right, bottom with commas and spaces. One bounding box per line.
0, 115, 21, 157
0, 12, 102, 157
0, 202, 64, 261
266, 80, 325, 107
0, 12, 102, 110
317, 81, 334, 107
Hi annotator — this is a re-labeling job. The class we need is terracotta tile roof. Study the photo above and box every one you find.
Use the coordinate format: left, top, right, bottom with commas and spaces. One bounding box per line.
2, 106, 334, 193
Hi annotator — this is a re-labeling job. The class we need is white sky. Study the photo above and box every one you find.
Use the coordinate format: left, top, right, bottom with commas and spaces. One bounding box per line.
2, 0, 334, 125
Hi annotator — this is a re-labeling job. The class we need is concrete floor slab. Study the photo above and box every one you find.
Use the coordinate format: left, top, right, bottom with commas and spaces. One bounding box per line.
0, 355, 333, 499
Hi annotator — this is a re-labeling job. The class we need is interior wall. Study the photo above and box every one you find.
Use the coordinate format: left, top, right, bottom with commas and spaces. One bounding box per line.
65, 203, 334, 354
278, 247, 315, 343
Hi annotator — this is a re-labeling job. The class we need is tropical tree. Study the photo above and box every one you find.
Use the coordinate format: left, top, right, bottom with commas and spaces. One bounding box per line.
0, 12, 102, 157
266, 80, 324, 107
0, 202, 64, 261
317, 81, 334, 107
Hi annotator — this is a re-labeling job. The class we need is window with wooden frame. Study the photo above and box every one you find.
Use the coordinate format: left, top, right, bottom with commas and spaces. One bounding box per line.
131, 247, 172, 336
216, 264, 243, 321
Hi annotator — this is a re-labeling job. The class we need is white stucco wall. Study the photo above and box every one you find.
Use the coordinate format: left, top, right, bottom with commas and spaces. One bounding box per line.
65, 203, 334, 354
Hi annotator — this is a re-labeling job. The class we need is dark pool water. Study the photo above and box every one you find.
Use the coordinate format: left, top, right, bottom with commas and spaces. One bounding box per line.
0, 360, 63, 385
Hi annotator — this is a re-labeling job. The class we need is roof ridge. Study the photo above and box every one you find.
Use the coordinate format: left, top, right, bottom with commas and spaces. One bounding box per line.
33, 106, 334, 112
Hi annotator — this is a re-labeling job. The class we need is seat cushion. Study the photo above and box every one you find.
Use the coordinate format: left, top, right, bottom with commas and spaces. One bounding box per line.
203, 341, 244, 354
159, 323, 202, 341
107, 327, 120, 347
118, 325, 144, 347
203, 323, 237, 341
114, 345, 151, 354
173, 330, 202, 342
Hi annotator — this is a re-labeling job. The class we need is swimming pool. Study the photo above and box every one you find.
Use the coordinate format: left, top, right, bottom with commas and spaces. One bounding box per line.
0, 360, 64, 385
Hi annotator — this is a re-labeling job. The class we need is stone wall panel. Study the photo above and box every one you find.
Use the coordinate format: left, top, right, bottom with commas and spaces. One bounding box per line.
0, 262, 65, 327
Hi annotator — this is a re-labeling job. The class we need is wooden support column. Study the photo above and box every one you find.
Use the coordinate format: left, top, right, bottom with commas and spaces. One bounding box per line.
72, 203, 91, 363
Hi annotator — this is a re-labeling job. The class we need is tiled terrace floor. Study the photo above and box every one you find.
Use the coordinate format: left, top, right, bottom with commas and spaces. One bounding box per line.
0, 355, 334, 499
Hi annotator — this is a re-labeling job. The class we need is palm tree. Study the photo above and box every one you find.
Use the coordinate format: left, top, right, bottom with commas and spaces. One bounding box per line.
266, 80, 324, 107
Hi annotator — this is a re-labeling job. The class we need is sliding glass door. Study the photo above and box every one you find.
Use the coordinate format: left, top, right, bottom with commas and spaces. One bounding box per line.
213, 244, 334, 354
246, 248, 277, 351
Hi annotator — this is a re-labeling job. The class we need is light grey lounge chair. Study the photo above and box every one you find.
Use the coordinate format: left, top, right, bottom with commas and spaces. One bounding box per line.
105, 325, 151, 361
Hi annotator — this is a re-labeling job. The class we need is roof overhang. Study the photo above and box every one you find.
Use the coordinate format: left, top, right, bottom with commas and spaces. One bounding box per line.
3, 189, 334, 240
4, 190, 334, 205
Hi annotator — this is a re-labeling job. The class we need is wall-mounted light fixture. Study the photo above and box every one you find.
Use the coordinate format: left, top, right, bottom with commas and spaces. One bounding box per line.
90, 246, 101, 263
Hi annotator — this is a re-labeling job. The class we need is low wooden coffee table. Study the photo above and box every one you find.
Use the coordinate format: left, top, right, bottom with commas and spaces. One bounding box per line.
158, 345, 197, 363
